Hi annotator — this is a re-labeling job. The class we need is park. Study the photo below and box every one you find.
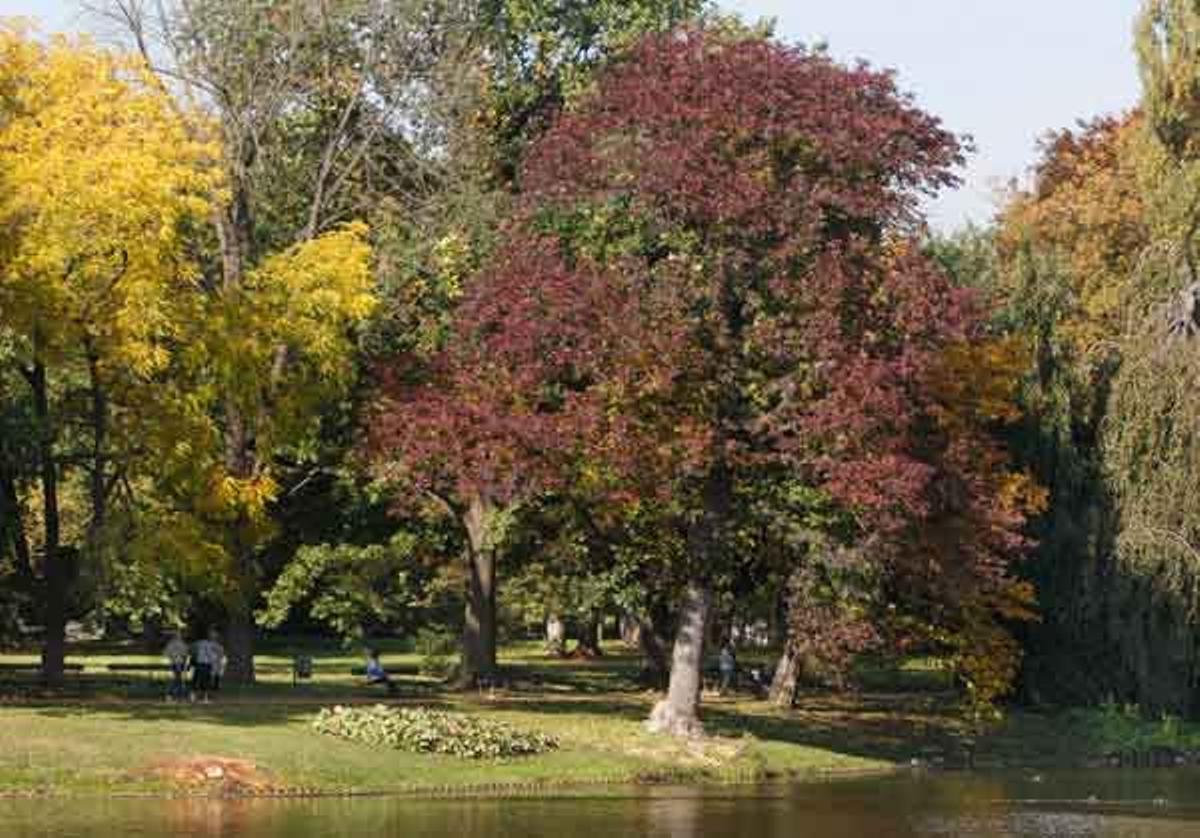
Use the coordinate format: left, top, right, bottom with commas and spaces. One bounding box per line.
4, 0, 1200, 836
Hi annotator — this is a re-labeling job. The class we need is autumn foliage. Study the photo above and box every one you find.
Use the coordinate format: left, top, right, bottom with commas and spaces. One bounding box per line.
374, 29, 1035, 727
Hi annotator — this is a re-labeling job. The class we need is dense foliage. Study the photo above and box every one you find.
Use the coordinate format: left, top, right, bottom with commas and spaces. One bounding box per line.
18, 0, 1200, 731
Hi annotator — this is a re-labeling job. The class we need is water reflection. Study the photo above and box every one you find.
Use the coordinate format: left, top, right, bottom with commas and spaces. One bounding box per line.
4, 772, 1200, 838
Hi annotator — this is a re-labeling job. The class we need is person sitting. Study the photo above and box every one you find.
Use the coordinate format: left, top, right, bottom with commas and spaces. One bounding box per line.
364, 647, 399, 696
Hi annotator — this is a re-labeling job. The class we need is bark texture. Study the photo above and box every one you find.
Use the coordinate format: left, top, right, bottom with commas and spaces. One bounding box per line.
647, 581, 711, 737
768, 641, 803, 708
460, 494, 498, 684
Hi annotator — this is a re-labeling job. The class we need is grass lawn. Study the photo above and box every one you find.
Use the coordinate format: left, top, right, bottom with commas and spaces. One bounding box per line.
3, 639, 1187, 797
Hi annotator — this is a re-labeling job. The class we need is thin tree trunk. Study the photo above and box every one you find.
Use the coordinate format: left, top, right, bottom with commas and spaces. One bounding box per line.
29, 359, 66, 685
647, 581, 711, 737
85, 344, 108, 535
460, 494, 498, 685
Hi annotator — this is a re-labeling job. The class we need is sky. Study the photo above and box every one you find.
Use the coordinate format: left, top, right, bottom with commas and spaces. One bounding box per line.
0, 0, 1144, 230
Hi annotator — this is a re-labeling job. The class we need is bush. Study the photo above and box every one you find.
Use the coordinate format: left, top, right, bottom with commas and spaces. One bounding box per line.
313, 705, 559, 759
413, 628, 458, 679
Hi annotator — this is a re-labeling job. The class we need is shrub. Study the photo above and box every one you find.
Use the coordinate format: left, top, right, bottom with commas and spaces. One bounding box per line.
413, 629, 458, 679
313, 705, 559, 759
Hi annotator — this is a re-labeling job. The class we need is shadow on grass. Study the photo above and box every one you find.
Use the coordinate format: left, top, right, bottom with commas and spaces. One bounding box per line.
0, 642, 974, 767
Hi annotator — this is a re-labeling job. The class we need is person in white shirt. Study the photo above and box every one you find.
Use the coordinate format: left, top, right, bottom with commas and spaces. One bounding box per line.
163, 632, 189, 702
191, 629, 223, 703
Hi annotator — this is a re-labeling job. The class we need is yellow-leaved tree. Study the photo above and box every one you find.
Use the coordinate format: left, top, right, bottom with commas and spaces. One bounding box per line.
0, 27, 219, 681
0, 26, 376, 682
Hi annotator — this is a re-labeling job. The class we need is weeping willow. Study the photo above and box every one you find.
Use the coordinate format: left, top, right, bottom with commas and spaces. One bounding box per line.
1100, 269, 1200, 713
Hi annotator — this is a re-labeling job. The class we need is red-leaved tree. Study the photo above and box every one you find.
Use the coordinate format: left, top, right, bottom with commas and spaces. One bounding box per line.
374, 28, 1031, 727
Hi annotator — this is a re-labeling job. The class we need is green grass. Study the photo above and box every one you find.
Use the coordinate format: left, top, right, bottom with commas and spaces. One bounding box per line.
13, 640, 1176, 796
0, 641, 895, 796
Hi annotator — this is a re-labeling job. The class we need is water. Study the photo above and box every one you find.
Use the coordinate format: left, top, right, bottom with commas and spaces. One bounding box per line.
4, 771, 1200, 837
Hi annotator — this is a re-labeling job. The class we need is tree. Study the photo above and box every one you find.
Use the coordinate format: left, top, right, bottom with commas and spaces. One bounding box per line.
369, 0, 710, 686
0, 28, 219, 681
103, 0, 430, 681
422, 29, 1031, 735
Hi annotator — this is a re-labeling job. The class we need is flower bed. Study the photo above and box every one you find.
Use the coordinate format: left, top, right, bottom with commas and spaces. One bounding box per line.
313, 705, 560, 759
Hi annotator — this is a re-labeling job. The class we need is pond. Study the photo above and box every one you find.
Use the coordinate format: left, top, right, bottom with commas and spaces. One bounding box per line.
4, 770, 1200, 837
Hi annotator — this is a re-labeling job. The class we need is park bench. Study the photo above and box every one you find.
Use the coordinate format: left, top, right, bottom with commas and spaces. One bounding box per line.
0, 662, 84, 673
106, 662, 172, 676
0, 662, 85, 688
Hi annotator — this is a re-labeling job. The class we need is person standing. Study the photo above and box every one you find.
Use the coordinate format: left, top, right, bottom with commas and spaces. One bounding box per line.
718, 644, 737, 695
210, 630, 227, 694
191, 628, 221, 703
163, 632, 190, 702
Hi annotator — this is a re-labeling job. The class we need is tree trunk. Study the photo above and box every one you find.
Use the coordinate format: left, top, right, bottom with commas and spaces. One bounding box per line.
217, 192, 260, 686
224, 605, 256, 685
41, 558, 69, 686
647, 581, 711, 737
574, 613, 602, 657
638, 612, 671, 688
545, 614, 566, 657
85, 344, 108, 537
768, 641, 803, 708
460, 494, 498, 684
29, 358, 66, 685
620, 613, 641, 648
0, 466, 33, 584
647, 464, 730, 737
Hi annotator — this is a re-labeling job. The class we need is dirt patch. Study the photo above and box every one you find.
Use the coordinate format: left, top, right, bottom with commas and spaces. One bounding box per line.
138, 755, 279, 794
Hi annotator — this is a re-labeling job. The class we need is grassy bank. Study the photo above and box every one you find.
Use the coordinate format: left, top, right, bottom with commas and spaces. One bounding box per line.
0, 695, 897, 796
3, 641, 1194, 797
0, 642, 903, 796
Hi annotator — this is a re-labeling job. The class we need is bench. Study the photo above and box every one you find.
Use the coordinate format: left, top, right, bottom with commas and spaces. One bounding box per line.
107, 663, 172, 674
0, 662, 84, 673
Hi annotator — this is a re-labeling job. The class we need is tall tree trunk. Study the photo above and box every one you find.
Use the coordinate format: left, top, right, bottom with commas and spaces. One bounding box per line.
29, 359, 66, 685
460, 494, 498, 684
221, 404, 259, 686
647, 464, 730, 737
215, 190, 261, 686
647, 581, 711, 737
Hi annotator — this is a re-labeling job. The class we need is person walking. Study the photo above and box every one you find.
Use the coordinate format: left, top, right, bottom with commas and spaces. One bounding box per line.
163, 632, 190, 702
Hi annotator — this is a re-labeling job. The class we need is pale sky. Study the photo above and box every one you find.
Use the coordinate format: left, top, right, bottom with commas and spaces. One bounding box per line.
1, 0, 1144, 231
